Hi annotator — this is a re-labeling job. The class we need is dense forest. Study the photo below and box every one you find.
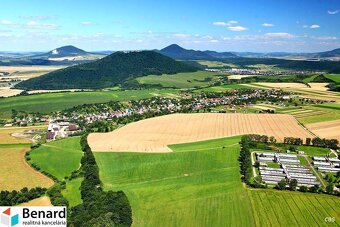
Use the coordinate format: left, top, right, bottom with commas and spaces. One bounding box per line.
15, 51, 198, 90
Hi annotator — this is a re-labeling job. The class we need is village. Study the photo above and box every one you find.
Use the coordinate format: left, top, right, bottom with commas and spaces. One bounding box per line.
205, 68, 318, 76
4, 88, 332, 142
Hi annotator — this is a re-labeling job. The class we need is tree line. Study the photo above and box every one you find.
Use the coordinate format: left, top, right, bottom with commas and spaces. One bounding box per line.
68, 134, 132, 227
0, 187, 47, 206
284, 137, 339, 149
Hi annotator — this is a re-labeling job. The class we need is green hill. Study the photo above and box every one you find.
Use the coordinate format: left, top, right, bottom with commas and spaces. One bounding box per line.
15, 51, 198, 90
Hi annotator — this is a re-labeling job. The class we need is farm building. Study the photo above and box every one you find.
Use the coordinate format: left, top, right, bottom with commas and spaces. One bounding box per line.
277, 158, 300, 164
257, 157, 275, 162
313, 161, 332, 166
317, 167, 340, 173
256, 152, 276, 157
277, 154, 297, 159
329, 158, 340, 163
313, 156, 327, 162
46, 132, 55, 141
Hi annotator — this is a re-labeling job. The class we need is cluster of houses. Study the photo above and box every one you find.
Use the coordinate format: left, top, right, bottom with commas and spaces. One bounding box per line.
256, 152, 320, 187
46, 122, 80, 141
313, 156, 340, 173
205, 68, 313, 76
66, 89, 289, 124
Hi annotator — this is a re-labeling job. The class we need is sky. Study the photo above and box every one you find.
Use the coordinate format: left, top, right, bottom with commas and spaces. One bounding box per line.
0, 0, 339, 52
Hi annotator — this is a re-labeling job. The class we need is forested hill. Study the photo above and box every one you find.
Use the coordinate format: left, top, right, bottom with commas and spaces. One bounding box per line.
15, 51, 198, 90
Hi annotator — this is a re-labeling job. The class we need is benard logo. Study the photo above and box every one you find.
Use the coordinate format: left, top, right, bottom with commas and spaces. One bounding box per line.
0, 208, 19, 227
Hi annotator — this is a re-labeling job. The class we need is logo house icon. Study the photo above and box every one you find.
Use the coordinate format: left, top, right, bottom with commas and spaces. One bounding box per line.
0, 208, 19, 227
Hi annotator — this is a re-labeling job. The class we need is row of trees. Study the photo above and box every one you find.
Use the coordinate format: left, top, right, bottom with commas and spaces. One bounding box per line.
283, 137, 303, 145
239, 136, 253, 184
243, 134, 277, 144
283, 137, 339, 149
0, 187, 47, 206
68, 134, 132, 227
276, 179, 337, 195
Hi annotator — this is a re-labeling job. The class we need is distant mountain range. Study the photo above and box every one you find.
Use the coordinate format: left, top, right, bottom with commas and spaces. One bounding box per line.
157, 44, 340, 60
157, 44, 236, 60
15, 51, 198, 90
1, 44, 340, 65
232, 48, 340, 60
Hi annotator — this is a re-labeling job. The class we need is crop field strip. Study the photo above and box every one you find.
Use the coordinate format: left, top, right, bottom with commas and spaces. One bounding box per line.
245, 83, 340, 103
89, 113, 313, 153
306, 119, 340, 141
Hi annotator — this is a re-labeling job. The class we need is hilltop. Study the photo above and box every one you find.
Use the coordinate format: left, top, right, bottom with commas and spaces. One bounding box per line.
29, 45, 104, 61
14, 51, 198, 90
159, 44, 216, 60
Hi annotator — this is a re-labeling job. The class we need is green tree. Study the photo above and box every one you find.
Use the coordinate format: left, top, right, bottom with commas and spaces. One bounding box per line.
299, 185, 308, 192
326, 184, 334, 195
277, 179, 287, 190
289, 179, 298, 191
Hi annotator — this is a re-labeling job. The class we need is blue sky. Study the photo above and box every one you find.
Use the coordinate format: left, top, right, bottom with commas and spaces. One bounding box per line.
0, 0, 339, 52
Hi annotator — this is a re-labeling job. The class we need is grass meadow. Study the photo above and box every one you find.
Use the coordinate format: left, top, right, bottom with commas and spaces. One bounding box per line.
325, 74, 340, 82
62, 177, 83, 207
0, 89, 180, 119
29, 137, 83, 180
94, 136, 340, 226
136, 71, 224, 88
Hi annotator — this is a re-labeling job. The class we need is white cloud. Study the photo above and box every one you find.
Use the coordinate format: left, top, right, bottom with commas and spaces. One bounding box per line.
212, 20, 238, 27
210, 39, 219, 43
0, 20, 16, 25
262, 23, 274, 27
173, 33, 190, 38
265, 32, 296, 39
228, 26, 248, 31
213, 21, 228, 26
26, 21, 60, 30
81, 21, 93, 26
312, 36, 337, 40
328, 10, 339, 15
303, 24, 320, 29
19, 15, 56, 20
213, 20, 247, 31
310, 24, 320, 29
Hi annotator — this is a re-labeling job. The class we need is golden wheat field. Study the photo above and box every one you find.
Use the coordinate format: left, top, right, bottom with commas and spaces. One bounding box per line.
89, 113, 313, 153
18, 196, 52, 206
0, 146, 53, 190
306, 119, 340, 141
254, 82, 329, 91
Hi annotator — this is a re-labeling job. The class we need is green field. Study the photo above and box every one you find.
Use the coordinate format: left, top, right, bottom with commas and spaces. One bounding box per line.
325, 74, 340, 82
94, 136, 340, 226
0, 89, 180, 119
29, 137, 83, 180
137, 71, 224, 88
62, 177, 83, 207
250, 190, 339, 226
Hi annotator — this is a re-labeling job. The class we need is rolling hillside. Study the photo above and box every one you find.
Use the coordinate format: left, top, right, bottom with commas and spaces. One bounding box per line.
14, 51, 198, 90
159, 44, 215, 60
